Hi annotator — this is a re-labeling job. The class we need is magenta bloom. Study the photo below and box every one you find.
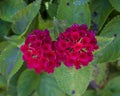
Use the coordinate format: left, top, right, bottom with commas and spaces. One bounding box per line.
20, 29, 60, 74
54, 24, 98, 69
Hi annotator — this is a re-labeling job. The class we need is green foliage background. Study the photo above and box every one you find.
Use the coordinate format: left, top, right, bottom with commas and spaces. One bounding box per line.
0, 0, 120, 96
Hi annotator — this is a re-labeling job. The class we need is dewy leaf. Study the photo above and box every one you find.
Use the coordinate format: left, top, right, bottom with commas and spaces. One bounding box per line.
17, 69, 40, 96
12, 0, 41, 35
0, 0, 26, 22
109, 0, 120, 12
54, 64, 92, 96
0, 44, 23, 80
96, 16, 120, 63
0, 19, 11, 41
37, 74, 66, 96
89, 0, 113, 31
57, 0, 91, 27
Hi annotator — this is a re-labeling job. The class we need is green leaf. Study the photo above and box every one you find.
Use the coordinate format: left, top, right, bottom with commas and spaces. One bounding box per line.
0, 19, 11, 41
100, 16, 120, 37
109, 0, 120, 12
95, 37, 120, 63
89, 0, 113, 31
0, 0, 26, 22
37, 74, 66, 96
0, 44, 23, 80
97, 16, 120, 63
12, 0, 41, 35
17, 69, 40, 96
54, 64, 92, 96
57, 0, 91, 27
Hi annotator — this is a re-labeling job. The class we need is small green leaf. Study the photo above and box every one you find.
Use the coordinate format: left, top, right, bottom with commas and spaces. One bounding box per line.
0, 0, 26, 22
109, 0, 120, 12
0, 44, 23, 80
57, 0, 91, 27
37, 74, 66, 96
12, 0, 41, 35
17, 69, 40, 96
89, 0, 113, 30
54, 64, 92, 96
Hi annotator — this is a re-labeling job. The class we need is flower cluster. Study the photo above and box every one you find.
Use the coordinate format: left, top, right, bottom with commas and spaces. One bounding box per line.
54, 24, 98, 69
20, 24, 98, 74
20, 30, 60, 74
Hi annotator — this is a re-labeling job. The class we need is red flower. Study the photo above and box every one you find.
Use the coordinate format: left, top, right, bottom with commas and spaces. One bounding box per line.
54, 24, 98, 69
20, 29, 59, 74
